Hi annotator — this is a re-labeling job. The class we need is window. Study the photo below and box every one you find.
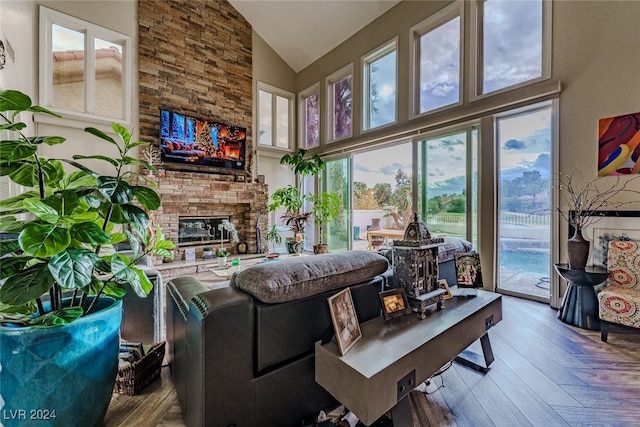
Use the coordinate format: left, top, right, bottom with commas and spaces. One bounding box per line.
326, 64, 353, 143
363, 38, 397, 131
39, 6, 131, 123
298, 83, 320, 148
257, 82, 294, 149
473, 0, 551, 96
410, 2, 463, 117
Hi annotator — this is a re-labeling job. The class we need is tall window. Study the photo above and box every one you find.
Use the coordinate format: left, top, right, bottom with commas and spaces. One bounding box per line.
326, 64, 353, 143
298, 83, 320, 148
410, 2, 463, 117
257, 82, 294, 149
39, 6, 131, 123
363, 38, 397, 131
473, 0, 551, 96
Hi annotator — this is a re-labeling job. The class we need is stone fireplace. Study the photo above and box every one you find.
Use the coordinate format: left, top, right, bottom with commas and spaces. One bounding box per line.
137, 170, 269, 264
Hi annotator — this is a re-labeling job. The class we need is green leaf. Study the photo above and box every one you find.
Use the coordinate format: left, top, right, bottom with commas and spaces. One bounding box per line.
111, 254, 150, 297
124, 229, 142, 255
0, 140, 37, 161
48, 249, 96, 289
0, 239, 21, 256
0, 161, 20, 176
19, 223, 71, 257
0, 190, 39, 208
24, 197, 60, 224
8, 161, 38, 187
72, 154, 119, 167
0, 255, 30, 278
0, 216, 25, 233
42, 136, 66, 146
120, 204, 150, 231
111, 122, 131, 145
0, 90, 32, 112
132, 186, 161, 210
0, 122, 27, 132
62, 159, 99, 177
59, 171, 96, 190
97, 176, 134, 204
84, 127, 117, 146
101, 280, 126, 299
28, 105, 61, 117
134, 267, 154, 296
0, 262, 54, 305
28, 307, 84, 327
110, 232, 126, 245
71, 221, 111, 245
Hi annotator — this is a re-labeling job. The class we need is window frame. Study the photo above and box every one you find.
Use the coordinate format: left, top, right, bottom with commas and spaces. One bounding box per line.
409, 1, 464, 120
362, 37, 398, 133
256, 81, 295, 151
298, 82, 321, 149
325, 63, 354, 144
39, 6, 132, 125
470, 0, 552, 100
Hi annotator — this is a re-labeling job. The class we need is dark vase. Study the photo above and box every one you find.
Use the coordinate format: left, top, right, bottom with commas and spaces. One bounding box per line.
567, 229, 590, 269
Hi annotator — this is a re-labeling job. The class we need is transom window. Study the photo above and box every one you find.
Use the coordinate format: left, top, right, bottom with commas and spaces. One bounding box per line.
362, 38, 398, 131
298, 83, 320, 149
39, 6, 131, 123
326, 64, 353, 143
257, 82, 294, 150
410, 2, 463, 117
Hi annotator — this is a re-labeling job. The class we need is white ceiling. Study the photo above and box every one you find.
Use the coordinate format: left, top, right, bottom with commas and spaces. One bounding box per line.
229, 0, 401, 73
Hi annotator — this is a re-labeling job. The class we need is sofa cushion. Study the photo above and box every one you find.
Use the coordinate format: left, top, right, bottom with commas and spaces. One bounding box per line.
230, 250, 389, 303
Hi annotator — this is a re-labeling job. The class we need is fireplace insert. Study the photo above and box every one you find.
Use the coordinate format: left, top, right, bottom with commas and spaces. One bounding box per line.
178, 216, 231, 247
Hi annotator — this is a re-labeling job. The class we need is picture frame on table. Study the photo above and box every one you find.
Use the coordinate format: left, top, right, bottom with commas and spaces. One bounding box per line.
438, 279, 453, 300
570, 210, 640, 268
257, 174, 265, 184
378, 288, 412, 321
455, 253, 483, 288
327, 288, 361, 355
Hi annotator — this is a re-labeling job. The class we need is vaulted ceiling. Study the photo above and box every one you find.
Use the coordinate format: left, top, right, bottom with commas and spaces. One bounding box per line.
228, 0, 401, 73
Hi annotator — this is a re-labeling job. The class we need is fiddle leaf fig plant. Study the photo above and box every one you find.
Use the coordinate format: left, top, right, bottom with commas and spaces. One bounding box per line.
0, 89, 174, 327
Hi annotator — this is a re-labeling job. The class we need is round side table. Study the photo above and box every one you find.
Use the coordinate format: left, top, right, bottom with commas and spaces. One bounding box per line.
554, 263, 609, 330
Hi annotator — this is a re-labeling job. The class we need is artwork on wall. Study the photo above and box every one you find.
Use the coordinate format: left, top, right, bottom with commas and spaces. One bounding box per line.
598, 112, 640, 176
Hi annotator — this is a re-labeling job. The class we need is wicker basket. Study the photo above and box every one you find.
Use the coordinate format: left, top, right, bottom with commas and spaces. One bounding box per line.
113, 341, 166, 396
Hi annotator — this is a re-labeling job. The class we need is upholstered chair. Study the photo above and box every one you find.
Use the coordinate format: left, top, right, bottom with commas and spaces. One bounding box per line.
598, 240, 640, 342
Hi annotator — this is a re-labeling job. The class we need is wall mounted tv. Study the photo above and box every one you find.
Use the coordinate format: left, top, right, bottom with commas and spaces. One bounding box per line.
159, 109, 246, 172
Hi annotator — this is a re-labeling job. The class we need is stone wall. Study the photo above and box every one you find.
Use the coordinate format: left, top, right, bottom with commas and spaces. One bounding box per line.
137, 0, 266, 261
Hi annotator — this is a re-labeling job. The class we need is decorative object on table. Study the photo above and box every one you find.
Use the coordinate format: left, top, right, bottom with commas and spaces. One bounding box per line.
378, 288, 411, 321
327, 288, 361, 355
141, 145, 161, 176
266, 224, 282, 258
216, 219, 239, 263
392, 213, 446, 319
235, 174, 245, 182
184, 247, 196, 262
113, 341, 166, 396
455, 253, 483, 288
554, 170, 640, 269
216, 247, 229, 267
0, 90, 174, 426
309, 191, 342, 254
597, 112, 640, 176
255, 209, 263, 254
269, 148, 342, 254
438, 279, 453, 300
202, 247, 214, 259
369, 218, 385, 248
236, 238, 248, 254
257, 174, 265, 184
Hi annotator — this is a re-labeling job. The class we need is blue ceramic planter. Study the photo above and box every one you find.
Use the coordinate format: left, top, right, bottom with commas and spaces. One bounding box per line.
0, 298, 122, 427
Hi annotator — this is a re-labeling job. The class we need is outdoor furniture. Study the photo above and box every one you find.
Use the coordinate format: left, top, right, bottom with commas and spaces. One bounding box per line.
598, 240, 640, 342
367, 229, 405, 250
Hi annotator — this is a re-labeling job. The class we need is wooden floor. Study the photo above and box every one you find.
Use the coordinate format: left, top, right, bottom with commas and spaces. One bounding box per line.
103, 295, 640, 426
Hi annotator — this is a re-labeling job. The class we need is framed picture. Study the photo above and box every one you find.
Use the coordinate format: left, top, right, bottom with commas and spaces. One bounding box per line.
327, 288, 361, 355
438, 279, 453, 300
257, 174, 265, 184
455, 253, 483, 288
235, 174, 246, 182
378, 288, 411, 320
571, 210, 640, 268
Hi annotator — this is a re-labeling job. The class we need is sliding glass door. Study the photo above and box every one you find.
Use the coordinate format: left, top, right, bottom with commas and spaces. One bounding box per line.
496, 103, 552, 300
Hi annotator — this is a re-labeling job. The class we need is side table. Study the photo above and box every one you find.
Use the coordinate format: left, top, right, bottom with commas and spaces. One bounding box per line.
554, 263, 609, 330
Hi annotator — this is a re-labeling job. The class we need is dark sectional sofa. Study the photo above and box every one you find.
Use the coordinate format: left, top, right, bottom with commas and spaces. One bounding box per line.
166, 239, 472, 427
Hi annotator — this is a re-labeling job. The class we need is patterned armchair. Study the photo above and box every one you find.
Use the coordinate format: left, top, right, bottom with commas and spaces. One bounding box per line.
598, 240, 640, 342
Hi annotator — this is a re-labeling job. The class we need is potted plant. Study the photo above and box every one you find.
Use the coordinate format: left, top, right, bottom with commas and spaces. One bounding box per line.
215, 219, 238, 266
202, 247, 214, 258
309, 192, 342, 254
266, 224, 282, 258
0, 90, 174, 426
269, 148, 342, 254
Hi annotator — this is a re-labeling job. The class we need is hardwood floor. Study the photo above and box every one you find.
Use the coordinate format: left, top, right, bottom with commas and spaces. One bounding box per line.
103, 295, 640, 426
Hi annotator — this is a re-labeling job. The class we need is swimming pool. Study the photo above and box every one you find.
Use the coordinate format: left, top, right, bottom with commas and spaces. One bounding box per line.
499, 249, 550, 275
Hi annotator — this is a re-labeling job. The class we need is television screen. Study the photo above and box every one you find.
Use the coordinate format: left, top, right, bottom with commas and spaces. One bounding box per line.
159, 109, 246, 171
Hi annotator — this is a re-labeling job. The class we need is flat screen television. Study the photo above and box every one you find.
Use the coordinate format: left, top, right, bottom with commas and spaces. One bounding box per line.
159, 109, 246, 171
